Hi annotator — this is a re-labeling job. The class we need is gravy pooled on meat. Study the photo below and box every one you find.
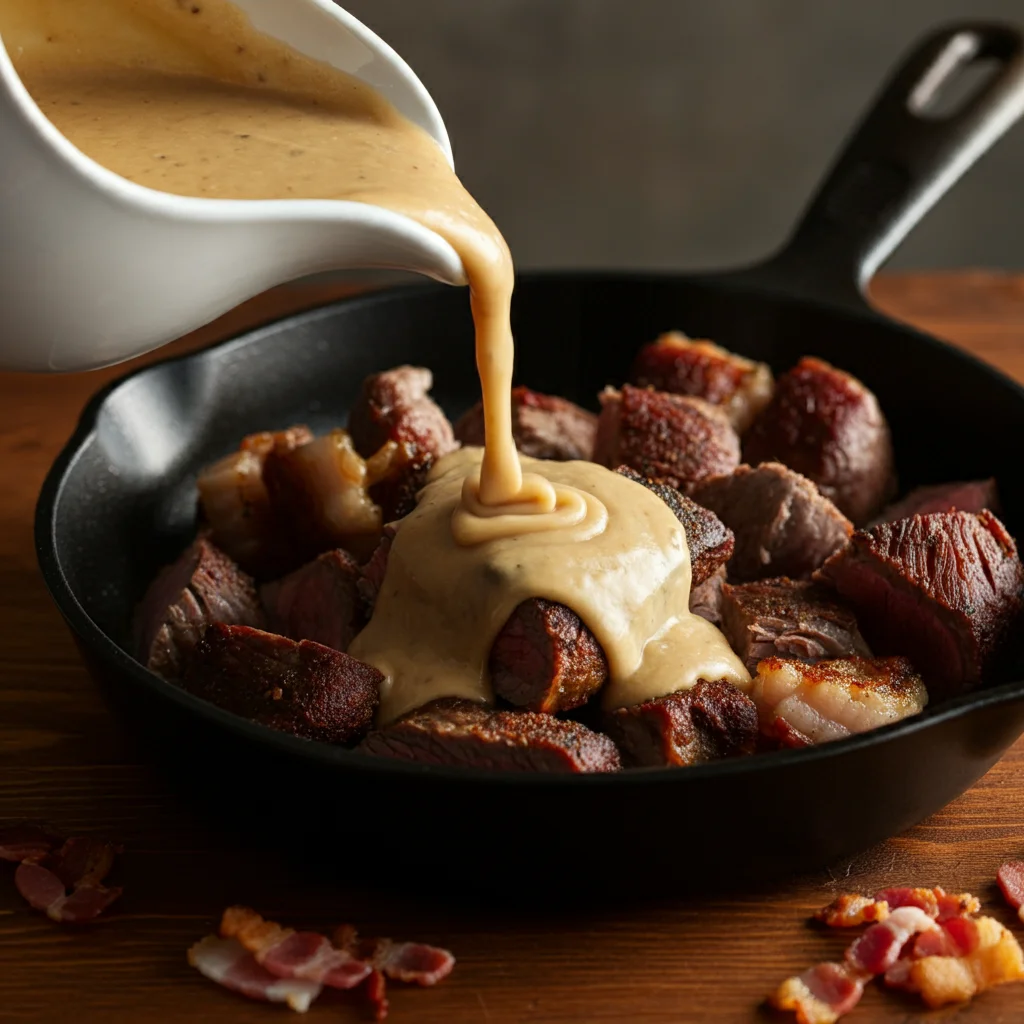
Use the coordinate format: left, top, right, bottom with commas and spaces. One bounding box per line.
7, 0, 748, 721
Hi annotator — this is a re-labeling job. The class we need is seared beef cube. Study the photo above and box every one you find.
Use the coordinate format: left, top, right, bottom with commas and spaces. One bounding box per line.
454, 387, 598, 461
871, 478, 1001, 526
604, 678, 758, 767
816, 511, 1024, 697
616, 466, 734, 583
183, 624, 380, 744
593, 385, 740, 494
691, 462, 852, 581
359, 698, 620, 773
630, 332, 774, 433
358, 525, 397, 615
752, 656, 927, 747
136, 538, 265, 680
720, 577, 871, 675
689, 566, 726, 625
261, 550, 364, 653
367, 447, 432, 523
197, 426, 313, 577
489, 599, 609, 713
743, 357, 895, 524
263, 430, 383, 563
348, 366, 457, 461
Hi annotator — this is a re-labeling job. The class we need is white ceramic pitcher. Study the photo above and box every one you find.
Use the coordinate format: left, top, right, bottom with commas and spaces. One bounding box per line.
0, 0, 467, 372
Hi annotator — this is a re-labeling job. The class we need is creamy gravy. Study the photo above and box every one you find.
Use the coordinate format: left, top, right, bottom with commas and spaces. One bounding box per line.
4, 0, 750, 723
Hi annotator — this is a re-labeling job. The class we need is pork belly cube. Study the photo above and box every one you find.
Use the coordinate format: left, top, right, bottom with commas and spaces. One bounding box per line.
454, 386, 598, 461
348, 365, 457, 461
263, 429, 384, 563
871, 478, 1001, 526
691, 462, 852, 581
183, 624, 380, 744
593, 385, 740, 494
743, 357, 896, 524
197, 426, 313, 577
720, 577, 871, 675
359, 698, 621, 773
604, 678, 758, 768
752, 656, 928, 747
136, 538, 265, 680
816, 510, 1024, 697
630, 332, 774, 432
690, 566, 726, 625
260, 549, 364, 653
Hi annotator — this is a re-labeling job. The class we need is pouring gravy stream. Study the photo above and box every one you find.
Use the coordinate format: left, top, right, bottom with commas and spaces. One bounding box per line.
4, 0, 749, 723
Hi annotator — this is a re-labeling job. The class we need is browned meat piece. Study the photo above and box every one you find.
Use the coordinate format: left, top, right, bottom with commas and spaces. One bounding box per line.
358, 525, 396, 614
263, 429, 384, 563
197, 426, 313, 577
367, 446, 432, 523
604, 679, 758, 767
261, 550, 364, 653
629, 332, 774, 432
720, 577, 871, 675
689, 566, 726, 624
347, 366, 457, 461
488, 598, 609, 713
816, 511, 1024, 697
615, 466, 734, 584
359, 698, 620, 773
182, 624, 380, 744
453, 387, 598, 460
136, 538, 265, 680
752, 656, 927, 746
593, 385, 740, 494
871, 478, 1001, 526
691, 462, 852, 581
743, 357, 896, 524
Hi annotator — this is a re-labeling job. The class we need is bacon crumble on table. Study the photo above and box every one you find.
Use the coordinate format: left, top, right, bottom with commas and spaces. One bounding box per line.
998, 860, 1024, 923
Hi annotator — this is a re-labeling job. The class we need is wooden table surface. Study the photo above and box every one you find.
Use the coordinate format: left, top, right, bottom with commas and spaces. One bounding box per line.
3, 271, 1024, 1024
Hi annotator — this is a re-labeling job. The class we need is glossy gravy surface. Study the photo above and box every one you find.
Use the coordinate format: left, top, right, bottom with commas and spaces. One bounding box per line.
4, 0, 750, 723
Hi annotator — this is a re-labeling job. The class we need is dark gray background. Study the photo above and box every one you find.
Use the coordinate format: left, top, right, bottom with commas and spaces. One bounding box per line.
341, 0, 1024, 275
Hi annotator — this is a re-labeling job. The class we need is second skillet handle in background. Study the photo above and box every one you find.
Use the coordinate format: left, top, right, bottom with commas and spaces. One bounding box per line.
730, 22, 1024, 311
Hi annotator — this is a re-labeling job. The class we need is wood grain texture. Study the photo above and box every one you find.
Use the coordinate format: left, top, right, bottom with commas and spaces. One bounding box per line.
3, 273, 1024, 1023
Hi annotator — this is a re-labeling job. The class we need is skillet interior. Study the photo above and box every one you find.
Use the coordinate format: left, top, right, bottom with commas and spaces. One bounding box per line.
36, 272, 1024, 884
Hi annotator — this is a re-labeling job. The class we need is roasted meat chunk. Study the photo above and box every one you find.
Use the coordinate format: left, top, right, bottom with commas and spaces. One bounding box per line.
720, 577, 871, 675
752, 656, 927, 747
593, 385, 740, 493
691, 462, 852, 581
489, 598, 609, 713
604, 678, 758, 767
358, 698, 621, 773
454, 386, 598, 460
197, 426, 313, 577
629, 332, 774, 432
347, 365, 457, 462
689, 566, 726, 625
261, 549, 364, 653
136, 538, 265, 680
816, 511, 1024, 697
743, 357, 896, 524
871, 478, 1000, 526
182, 624, 381, 744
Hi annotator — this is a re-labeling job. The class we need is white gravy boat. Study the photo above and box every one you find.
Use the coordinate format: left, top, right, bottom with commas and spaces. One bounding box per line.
0, 0, 467, 371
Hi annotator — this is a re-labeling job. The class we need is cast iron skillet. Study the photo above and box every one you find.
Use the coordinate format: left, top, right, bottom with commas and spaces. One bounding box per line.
35, 24, 1024, 885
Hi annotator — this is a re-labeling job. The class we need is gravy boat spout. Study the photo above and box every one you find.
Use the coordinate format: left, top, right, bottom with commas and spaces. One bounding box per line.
0, 0, 466, 372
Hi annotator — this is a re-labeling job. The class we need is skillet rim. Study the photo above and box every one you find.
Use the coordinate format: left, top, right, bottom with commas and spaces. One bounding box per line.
34, 271, 1024, 788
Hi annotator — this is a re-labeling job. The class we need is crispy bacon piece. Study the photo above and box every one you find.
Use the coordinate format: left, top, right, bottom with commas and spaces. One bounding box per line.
593, 385, 740, 494
197, 426, 313, 577
629, 332, 774, 433
884, 915, 1024, 1008
998, 860, 1024, 922
769, 962, 865, 1024
0, 823, 61, 863
815, 894, 890, 928
845, 906, 938, 975
365, 968, 389, 1021
875, 886, 980, 921
188, 935, 323, 1012
817, 510, 1024, 698
14, 836, 122, 924
220, 906, 372, 990
743, 356, 896, 524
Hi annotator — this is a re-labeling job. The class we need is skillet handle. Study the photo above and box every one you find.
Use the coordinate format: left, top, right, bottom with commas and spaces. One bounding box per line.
728, 22, 1024, 310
